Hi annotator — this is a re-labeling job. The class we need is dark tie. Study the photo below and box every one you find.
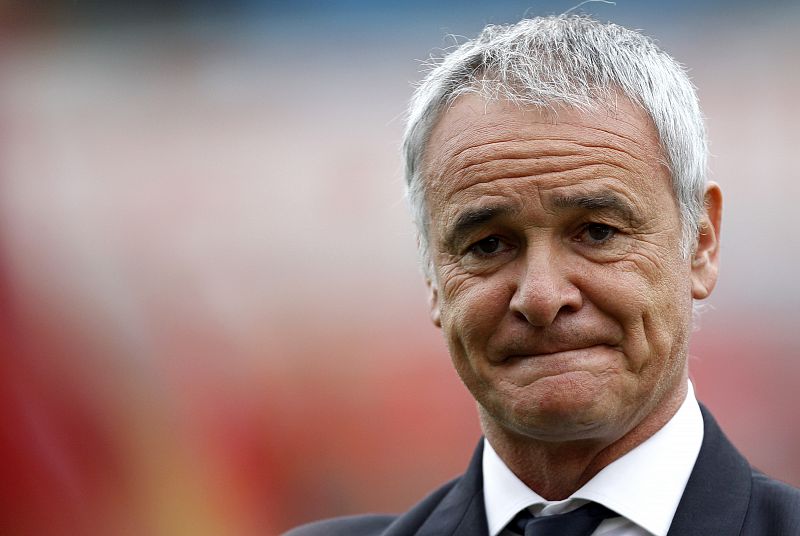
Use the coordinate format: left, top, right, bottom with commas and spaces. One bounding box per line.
507, 502, 619, 536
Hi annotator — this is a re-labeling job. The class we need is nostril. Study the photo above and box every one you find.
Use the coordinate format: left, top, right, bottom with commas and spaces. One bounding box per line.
512, 309, 529, 323
559, 300, 581, 315
512, 300, 579, 326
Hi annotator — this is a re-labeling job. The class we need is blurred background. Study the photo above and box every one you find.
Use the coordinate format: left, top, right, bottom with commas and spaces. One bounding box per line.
1, 1, 798, 534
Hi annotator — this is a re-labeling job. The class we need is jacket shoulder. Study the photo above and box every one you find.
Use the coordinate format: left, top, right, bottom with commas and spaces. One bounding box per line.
741, 470, 800, 534
282, 514, 397, 536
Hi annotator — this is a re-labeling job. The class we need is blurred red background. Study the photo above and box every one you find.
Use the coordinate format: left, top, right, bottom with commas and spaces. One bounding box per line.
1, 2, 798, 534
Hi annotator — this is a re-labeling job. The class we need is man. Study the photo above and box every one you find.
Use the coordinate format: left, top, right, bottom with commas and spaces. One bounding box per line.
287, 15, 800, 536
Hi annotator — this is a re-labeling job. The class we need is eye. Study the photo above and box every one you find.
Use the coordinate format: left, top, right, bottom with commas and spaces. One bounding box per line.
578, 223, 617, 244
469, 236, 507, 257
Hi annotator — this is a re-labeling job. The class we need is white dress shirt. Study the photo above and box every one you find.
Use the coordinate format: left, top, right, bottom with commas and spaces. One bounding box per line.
483, 381, 704, 536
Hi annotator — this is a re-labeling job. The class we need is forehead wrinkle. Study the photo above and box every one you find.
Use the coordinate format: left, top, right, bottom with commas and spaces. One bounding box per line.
452, 142, 650, 187
578, 123, 662, 160
530, 118, 662, 168
440, 160, 649, 210
424, 100, 661, 189
423, 109, 525, 172
446, 110, 658, 165
428, 134, 527, 184
434, 128, 658, 192
445, 127, 651, 169
571, 141, 655, 168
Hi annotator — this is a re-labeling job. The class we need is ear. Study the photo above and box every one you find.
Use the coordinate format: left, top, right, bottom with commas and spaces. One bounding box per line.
427, 278, 442, 327
691, 182, 723, 300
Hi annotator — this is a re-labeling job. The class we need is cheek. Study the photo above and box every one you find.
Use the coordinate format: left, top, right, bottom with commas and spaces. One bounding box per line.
644, 258, 694, 334
440, 277, 511, 353
584, 260, 693, 367
644, 276, 693, 359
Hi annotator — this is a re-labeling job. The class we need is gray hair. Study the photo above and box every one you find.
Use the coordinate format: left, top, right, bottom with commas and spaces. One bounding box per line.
402, 15, 708, 278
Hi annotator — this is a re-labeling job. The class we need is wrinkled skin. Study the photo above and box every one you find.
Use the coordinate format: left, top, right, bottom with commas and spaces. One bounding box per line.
422, 95, 721, 482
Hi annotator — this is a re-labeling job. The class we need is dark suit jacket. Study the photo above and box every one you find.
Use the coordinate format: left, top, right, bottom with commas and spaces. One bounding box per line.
285, 406, 800, 535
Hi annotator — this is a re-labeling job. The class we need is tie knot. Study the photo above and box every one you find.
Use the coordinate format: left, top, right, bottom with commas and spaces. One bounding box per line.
508, 502, 618, 536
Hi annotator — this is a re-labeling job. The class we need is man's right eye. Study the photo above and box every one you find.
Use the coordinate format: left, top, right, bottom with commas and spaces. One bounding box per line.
469, 236, 505, 257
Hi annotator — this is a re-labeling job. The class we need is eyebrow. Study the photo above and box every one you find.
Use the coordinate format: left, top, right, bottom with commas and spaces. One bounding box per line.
440, 191, 637, 250
550, 192, 636, 222
442, 205, 514, 250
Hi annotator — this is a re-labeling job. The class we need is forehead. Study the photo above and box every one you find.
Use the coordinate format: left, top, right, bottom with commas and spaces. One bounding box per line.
421, 94, 670, 218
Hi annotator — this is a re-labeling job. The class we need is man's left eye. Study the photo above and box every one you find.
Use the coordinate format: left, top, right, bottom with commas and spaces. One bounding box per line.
580, 223, 617, 244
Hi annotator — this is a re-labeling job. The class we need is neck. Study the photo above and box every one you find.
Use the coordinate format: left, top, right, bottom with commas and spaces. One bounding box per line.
481, 383, 687, 500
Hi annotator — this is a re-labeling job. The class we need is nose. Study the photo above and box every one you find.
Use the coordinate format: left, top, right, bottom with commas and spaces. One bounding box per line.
509, 248, 583, 326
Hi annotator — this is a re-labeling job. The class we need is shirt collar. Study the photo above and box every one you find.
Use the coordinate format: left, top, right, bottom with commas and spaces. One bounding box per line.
482, 381, 704, 536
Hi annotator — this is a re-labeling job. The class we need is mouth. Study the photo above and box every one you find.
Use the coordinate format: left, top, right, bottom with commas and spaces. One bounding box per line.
499, 344, 617, 365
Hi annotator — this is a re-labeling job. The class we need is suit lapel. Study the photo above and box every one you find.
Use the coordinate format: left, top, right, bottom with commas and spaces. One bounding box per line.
666, 405, 752, 536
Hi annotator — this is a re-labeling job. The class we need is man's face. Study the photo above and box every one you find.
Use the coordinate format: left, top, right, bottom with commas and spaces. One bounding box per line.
422, 95, 720, 443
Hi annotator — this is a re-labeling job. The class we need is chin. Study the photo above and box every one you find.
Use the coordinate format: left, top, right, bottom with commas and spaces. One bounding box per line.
488, 382, 624, 441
